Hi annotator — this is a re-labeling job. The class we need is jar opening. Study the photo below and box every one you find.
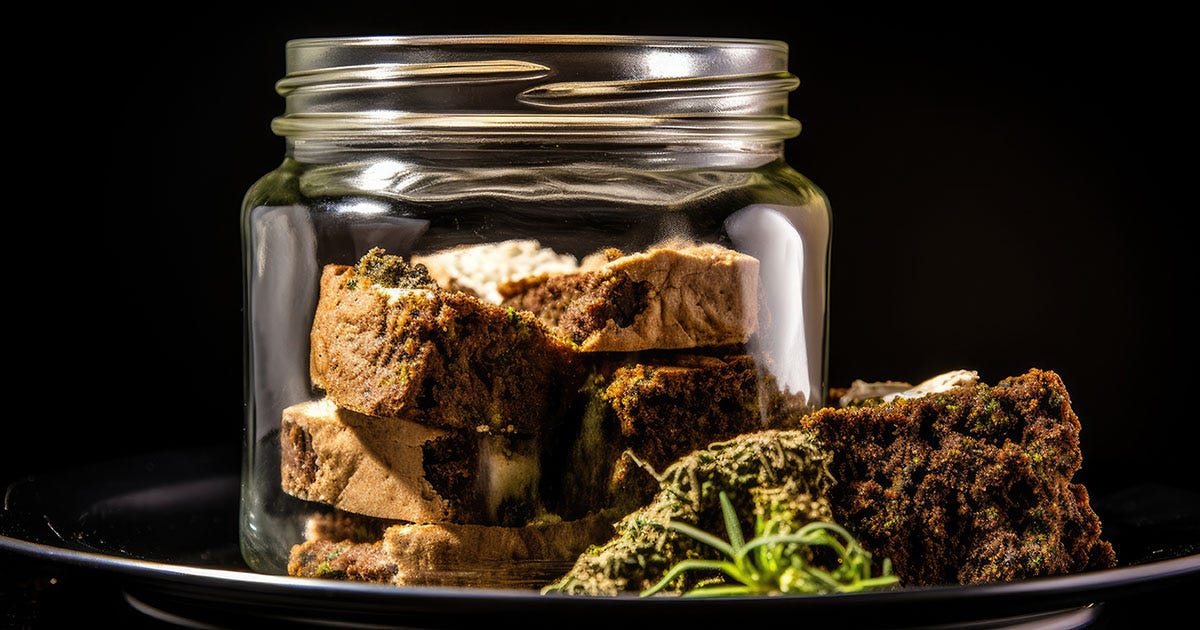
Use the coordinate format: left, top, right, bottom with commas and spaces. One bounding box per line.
274, 34, 802, 145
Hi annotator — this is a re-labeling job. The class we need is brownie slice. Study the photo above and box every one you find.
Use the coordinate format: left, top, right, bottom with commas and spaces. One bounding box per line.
799, 368, 1117, 586
549, 352, 810, 518
308, 249, 584, 434
500, 242, 760, 352
281, 398, 542, 525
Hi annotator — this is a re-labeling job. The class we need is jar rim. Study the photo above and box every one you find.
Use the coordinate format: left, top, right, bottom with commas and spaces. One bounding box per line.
284, 34, 789, 52
275, 33, 800, 145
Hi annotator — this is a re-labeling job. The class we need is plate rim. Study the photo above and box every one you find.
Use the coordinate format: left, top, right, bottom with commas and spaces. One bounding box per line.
5, 530, 1200, 606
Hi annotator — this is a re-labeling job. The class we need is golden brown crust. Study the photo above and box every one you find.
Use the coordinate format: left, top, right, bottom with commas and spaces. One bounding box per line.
308, 263, 584, 434
800, 368, 1117, 586
302, 510, 398, 543
501, 243, 760, 352
383, 510, 620, 588
288, 538, 400, 583
280, 399, 541, 525
288, 510, 621, 589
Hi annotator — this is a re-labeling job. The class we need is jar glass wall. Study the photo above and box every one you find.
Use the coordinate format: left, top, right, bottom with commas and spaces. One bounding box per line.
240, 35, 831, 586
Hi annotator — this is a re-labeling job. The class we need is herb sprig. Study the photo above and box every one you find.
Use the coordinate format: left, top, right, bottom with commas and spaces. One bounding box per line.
640, 491, 900, 597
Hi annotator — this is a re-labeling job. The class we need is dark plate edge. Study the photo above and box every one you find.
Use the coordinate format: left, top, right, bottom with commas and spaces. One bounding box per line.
5, 530, 1200, 608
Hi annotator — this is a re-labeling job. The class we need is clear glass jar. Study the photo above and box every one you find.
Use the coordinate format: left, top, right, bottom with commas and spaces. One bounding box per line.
240, 34, 831, 587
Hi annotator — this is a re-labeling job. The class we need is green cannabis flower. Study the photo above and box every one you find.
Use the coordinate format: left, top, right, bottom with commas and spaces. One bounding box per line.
640, 491, 900, 597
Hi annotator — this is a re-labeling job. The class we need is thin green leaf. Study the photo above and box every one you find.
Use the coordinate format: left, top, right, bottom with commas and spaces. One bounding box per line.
848, 575, 901, 591
683, 584, 761, 597
639, 559, 740, 597
719, 491, 745, 552
664, 520, 737, 558
641, 489, 900, 598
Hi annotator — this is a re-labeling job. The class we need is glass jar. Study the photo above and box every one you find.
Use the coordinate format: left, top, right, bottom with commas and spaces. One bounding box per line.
240, 34, 831, 587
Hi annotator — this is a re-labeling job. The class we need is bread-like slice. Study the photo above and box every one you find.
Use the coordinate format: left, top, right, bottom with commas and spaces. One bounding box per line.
500, 242, 760, 352
287, 538, 399, 584
280, 398, 541, 525
550, 352, 810, 519
288, 509, 622, 589
308, 249, 584, 434
800, 368, 1117, 586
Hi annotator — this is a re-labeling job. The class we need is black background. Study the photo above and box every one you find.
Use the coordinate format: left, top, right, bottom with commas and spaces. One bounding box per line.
4, 3, 1196, 627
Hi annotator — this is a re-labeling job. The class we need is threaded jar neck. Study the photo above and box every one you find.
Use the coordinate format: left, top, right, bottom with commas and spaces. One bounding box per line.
272, 35, 802, 153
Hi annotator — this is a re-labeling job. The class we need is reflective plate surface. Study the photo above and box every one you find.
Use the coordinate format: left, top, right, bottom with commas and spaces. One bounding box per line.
3, 445, 1198, 629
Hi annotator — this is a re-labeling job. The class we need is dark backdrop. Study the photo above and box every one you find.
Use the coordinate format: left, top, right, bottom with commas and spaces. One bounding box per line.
7, 0, 1193, 571
5, 4, 1196, 627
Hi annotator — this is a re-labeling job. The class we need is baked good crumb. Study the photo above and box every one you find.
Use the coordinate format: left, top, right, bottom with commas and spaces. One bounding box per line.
288, 510, 622, 589
550, 351, 810, 518
500, 241, 760, 352
800, 368, 1117, 585
281, 398, 542, 525
308, 249, 584, 434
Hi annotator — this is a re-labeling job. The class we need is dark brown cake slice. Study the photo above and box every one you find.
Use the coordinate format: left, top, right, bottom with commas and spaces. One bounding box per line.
550, 352, 810, 519
308, 248, 584, 434
799, 368, 1117, 586
499, 242, 760, 353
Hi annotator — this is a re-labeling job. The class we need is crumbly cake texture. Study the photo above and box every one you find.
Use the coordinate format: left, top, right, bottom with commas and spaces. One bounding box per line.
288, 538, 400, 584
604, 354, 804, 466
543, 430, 835, 596
288, 509, 623, 589
548, 352, 810, 519
800, 368, 1117, 586
280, 398, 541, 525
308, 249, 584, 434
301, 508, 398, 543
543, 369, 1117, 595
499, 242, 760, 352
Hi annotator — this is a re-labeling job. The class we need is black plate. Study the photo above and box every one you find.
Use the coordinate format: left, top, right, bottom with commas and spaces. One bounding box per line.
2, 445, 1199, 629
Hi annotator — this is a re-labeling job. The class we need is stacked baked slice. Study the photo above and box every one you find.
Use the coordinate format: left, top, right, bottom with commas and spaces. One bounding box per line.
280, 240, 798, 587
